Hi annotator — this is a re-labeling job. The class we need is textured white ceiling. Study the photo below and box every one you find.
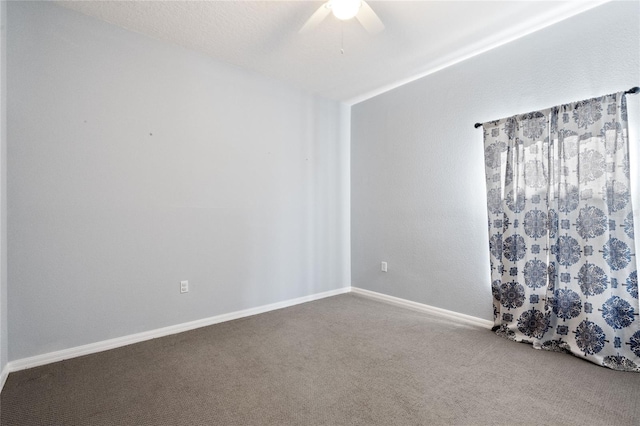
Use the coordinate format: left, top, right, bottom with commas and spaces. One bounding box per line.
56, 0, 608, 104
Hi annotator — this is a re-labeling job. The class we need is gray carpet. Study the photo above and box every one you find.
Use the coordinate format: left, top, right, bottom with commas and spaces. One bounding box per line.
2, 293, 640, 425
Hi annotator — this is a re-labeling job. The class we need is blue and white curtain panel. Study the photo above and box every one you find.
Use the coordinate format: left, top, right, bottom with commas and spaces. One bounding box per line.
482, 92, 639, 371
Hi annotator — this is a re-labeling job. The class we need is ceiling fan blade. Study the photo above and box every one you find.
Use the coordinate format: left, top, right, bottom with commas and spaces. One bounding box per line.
299, 2, 331, 34
356, 1, 385, 34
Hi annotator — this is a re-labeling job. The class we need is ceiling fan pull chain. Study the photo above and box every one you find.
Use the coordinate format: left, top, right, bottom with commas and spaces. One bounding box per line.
341, 23, 345, 55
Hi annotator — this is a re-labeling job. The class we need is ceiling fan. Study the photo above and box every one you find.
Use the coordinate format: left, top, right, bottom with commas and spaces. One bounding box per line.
299, 0, 385, 35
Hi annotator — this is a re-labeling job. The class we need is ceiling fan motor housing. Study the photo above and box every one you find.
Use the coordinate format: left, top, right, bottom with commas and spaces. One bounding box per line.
330, 0, 362, 21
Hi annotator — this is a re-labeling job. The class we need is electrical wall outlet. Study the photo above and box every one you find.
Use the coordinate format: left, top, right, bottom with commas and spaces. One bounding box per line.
180, 280, 189, 293
381, 261, 388, 272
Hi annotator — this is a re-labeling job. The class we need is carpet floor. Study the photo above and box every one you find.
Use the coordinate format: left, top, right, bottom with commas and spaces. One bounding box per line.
2, 293, 640, 425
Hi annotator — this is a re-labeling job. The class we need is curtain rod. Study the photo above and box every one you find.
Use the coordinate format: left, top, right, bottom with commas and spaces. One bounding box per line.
473, 86, 640, 129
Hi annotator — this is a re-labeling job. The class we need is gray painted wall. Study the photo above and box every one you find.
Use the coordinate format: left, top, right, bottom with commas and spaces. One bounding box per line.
8, 2, 349, 361
1, 0, 8, 375
351, 1, 640, 320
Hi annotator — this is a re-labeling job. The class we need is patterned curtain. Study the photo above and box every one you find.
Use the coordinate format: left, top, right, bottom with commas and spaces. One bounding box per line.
483, 92, 639, 371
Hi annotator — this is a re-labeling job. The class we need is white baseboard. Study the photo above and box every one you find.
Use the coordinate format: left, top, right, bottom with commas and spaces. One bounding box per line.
2, 286, 491, 382
6, 286, 351, 374
351, 287, 493, 329
0, 365, 7, 393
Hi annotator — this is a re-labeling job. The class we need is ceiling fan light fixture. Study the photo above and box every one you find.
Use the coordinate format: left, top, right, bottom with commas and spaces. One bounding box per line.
330, 0, 361, 21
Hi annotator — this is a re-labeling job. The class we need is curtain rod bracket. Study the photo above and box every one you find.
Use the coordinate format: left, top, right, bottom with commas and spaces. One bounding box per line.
474, 86, 639, 129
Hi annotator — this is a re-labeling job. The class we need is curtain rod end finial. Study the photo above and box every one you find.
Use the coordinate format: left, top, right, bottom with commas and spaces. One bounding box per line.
474, 123, 483, 129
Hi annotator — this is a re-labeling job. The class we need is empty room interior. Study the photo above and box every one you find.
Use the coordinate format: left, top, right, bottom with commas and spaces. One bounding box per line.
1, 0, 640, 424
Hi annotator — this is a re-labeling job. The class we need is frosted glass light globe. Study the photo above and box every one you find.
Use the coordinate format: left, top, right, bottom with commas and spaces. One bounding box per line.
331, 0, 361, 20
